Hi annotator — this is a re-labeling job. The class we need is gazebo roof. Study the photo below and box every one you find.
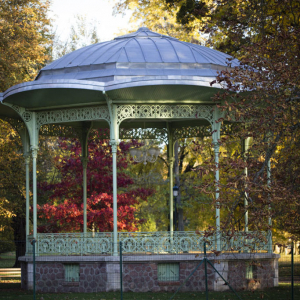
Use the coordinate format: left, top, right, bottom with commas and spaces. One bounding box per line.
1, 27, 238, 120
36, 27, 239, 83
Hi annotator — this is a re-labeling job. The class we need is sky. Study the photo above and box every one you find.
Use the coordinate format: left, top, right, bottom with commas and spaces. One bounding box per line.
48, 0, 133, 42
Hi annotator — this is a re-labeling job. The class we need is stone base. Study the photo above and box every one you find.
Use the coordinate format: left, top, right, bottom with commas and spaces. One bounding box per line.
19, 253, 279, 293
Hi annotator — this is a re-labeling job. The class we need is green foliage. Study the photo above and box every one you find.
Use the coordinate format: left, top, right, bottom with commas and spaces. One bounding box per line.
113, 0, 204, 44
165, 0, 300, 56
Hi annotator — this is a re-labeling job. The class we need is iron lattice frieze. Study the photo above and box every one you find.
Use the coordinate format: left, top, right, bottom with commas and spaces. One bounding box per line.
29, 231, 268, 256
117, 105, 214, 126
36, 106, 110, 128
119, 127, 168, 143
39, 124, 78, 138
173, 125, 212, 140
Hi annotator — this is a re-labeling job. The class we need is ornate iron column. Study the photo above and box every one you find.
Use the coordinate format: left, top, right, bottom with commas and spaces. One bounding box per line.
77, 122, 92, 234
267, 158, 272, 253
24, 154, 30, 238
110, 139, 119, 255
167, 124, 174, 234
242, 137, 250, 232
212, 108, 221, 251
81, 157, 88, 233
31, 146, 38, 239
108, 100, 119, 256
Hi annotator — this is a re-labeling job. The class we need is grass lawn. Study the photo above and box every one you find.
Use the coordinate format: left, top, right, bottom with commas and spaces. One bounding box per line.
0, 251, 15, 268
278, 254, 300, 279
0, 283, 299, 300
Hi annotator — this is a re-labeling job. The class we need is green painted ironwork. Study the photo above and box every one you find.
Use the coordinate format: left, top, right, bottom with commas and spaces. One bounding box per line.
27, 231, 269, 256
30, 232, 113, 256
120, 127, 168, 143
64, 264, 80, 282
246, 264, 253, 279
220, 231, 269, 252
3, 100, 272, 259
157, 263, 179, 281
116, 104, 214, 126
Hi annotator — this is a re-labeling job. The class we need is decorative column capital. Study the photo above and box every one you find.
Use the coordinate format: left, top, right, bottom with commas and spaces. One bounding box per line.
110, 139, 119, 153
24, 155, 30, 165
30, 146, 39, 159
212, 141, 220, 152
81, 157, 88, 169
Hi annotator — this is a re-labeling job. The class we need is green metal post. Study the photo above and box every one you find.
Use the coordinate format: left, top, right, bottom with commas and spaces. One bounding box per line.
108, 101, 120, 256
242, 138, 250, 233
32, 239, 36, 300
212, 109, 221, 251
292, 241, 294, 300
214, 144, 220, 251
25, 155, 30, 249
120, 241, 123, 300
82, 158, 88, 233
169, 158, 174, 234
111, 140, 118, 255
204, 242, 208, 300
31, 147, 38, 239
167, 124, 174, 235
206, 259, 243, 300
169, 260, 204, 300
267, 158, 272, 253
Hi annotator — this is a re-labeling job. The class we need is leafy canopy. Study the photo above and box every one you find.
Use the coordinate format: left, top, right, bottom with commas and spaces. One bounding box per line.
0, 0, 51, 92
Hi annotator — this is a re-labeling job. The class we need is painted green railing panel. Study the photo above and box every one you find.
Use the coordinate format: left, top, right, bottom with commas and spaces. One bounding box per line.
118, 231, 216, 254
27, 231, 269, 256
220, 231, 269, 252
28, 232, 113, 256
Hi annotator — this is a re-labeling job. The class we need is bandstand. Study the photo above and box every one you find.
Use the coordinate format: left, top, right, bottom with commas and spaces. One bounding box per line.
0, 27, 278, 293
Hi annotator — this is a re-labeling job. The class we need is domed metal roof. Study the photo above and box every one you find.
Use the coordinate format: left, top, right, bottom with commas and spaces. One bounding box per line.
36, 27, 239, 83
2, 27, 239, 111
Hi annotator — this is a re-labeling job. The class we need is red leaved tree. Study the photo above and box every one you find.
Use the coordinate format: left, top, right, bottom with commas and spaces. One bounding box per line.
37, 132, 153, 233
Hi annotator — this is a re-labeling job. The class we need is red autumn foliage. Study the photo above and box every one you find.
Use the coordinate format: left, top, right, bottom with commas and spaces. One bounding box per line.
37, 132, 153, 233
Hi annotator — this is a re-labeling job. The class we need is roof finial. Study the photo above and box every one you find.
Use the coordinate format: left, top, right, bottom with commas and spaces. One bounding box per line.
137, 27, 149, 32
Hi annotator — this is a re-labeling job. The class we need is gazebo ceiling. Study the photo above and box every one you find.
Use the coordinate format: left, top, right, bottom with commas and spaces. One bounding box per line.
1, 27, 238, 111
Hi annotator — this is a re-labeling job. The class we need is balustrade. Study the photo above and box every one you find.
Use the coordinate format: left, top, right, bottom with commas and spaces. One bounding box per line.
26, 231, 268, 256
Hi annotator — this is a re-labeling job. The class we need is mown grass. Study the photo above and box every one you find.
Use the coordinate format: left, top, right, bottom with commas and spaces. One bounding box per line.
0, 251, 15, 268
0, 283, 299, 300
278, 254, 300, 279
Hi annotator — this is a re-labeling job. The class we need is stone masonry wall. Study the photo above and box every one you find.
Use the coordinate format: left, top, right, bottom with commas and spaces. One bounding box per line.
35, 262, 107, 293
20, 262, 28, 290
228, 259, 276, 290
123, 261, 214, 292
20, 253, 279, 293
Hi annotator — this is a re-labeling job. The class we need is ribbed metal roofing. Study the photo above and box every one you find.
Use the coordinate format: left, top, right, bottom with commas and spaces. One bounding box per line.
36, 27, 239, 83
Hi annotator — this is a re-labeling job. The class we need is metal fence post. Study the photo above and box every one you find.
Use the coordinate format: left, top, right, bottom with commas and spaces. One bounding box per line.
292, 241, 294, 300
120, 241, 123, 300
32, 239, 36, 300
204, 242, 208, 300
